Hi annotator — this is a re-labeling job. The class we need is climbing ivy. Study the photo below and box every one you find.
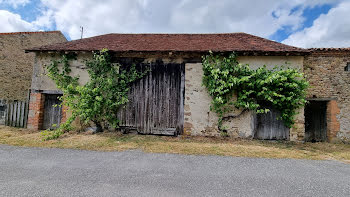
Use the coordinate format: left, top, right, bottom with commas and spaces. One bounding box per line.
202, 52, 308, 129
44, 49, 147, 139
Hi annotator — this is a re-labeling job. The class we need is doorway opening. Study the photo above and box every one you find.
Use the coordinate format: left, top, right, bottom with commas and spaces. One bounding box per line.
43, 94, 63, 130
304, 101, 327, 142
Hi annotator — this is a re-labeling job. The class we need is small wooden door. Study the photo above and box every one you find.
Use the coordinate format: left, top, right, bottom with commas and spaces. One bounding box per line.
118, 62, 185, 135
255, 105, 289, 140
305, 101, 327, 142
43, 94, 62, 130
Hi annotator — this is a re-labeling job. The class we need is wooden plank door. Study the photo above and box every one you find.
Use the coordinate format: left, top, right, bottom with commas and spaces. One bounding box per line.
305, 101, 327, 142
118, 62, 184, 136
255, 105, 290, 140
43, 94, 62, 130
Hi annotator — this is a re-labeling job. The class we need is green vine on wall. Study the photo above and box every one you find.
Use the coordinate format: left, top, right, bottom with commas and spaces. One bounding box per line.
43, 49, 147, 140
202, 52, 308, 130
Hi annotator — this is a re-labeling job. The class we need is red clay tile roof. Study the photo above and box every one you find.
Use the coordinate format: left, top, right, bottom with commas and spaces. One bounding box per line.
27, 33, 307, 54
0, 31, 62, 35
309, 48, 350, 52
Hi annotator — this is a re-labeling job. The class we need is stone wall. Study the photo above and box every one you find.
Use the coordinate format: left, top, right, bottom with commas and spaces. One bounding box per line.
0, 31, 66, 101
184, 56, 305, 141
304, 51, 350, 141
30, 52, 96, 130
32, 52, 307, 140
184, 63, 219, 136
31, 52, 92, 91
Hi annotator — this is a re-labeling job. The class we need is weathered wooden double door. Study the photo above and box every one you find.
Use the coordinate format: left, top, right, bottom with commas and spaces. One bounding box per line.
118, 62, 185, 136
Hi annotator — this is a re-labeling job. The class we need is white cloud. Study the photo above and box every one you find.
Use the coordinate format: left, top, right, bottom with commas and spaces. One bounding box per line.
40, 0, 149, 39
0, 10, 34, 32
1, 0, 348, 48
283, 1, 350, 48
39, 0, 329, 40
31, 9, 55, 29
0, 8, 53, 33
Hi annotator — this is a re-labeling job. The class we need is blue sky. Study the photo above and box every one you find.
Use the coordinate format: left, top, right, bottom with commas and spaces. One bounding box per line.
0, 0, 40, 22
0, 0, 349, 47
270, 4, 332, 42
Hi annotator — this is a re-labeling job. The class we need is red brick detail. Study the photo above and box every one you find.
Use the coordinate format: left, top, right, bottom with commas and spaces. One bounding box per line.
326, 100, 340, 141
61, 105, 68, 123
27, 93, 45, 130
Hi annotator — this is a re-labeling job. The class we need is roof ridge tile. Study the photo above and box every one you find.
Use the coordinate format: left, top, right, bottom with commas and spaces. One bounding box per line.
0, 31, 62, 35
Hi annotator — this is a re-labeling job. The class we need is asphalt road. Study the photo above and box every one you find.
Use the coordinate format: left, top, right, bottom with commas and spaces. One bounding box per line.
0, 145, 349, 197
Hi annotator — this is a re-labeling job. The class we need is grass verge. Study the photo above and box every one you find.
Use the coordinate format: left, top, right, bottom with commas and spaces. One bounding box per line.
0, 125, 349, 163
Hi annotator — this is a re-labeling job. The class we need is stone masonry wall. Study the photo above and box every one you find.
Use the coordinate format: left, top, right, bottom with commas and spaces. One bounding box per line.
184, 63, 219, 136
304, 52, 350, 141
31, 52, 93, 92
0, 31, 66, 101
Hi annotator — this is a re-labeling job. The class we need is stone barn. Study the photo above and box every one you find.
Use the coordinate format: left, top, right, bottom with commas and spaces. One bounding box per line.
0, 31, 67, 125
304, 48, 350, 142
26, 33, 313, 141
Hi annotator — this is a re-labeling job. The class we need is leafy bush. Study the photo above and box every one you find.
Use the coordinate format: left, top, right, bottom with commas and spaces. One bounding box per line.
202, 52, 308, 129
40, 129, 64, 141
44, 49, 147, 137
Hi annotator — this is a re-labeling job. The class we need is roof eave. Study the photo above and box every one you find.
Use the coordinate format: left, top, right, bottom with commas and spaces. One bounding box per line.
25, 49, 309, 56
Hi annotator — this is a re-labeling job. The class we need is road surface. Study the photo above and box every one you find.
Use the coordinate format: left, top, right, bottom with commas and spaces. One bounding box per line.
0, 145, 349, 197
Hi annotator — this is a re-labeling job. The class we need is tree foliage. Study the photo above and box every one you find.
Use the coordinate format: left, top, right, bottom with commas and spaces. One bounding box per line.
202, 52, 308, 129
45, 49, 147, 138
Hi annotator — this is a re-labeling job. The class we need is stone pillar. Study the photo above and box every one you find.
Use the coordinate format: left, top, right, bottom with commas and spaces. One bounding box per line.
290, 107, 305, 141
326, 100, 340, 142
184, 63, 219, 136
27, 92, 45, 130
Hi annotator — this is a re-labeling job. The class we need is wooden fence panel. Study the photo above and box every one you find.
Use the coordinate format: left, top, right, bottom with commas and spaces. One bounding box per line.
5, 100, 29, 128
